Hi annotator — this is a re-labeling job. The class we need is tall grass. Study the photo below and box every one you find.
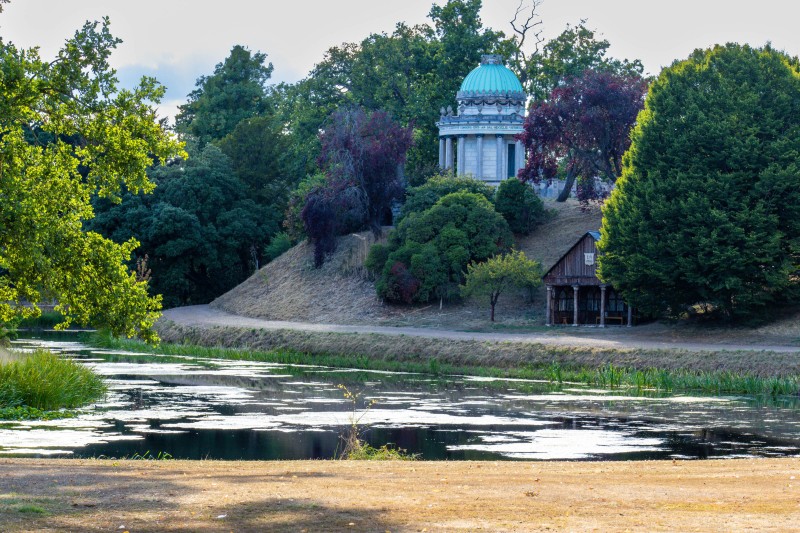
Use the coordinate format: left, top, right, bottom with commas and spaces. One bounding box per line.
0, 349, 106, 410
86, 332, 800, 397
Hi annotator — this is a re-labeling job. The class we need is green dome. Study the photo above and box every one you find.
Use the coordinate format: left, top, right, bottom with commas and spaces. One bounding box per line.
459, 55, 523, 94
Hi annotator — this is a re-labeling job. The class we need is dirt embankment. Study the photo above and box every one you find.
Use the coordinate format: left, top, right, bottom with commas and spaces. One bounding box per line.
2, 458, 798, 532
211, 199, 604, 329
156, 316, 800, 377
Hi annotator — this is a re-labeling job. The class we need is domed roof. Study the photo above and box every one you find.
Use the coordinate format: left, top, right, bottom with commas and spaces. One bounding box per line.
459, 55, 524, 94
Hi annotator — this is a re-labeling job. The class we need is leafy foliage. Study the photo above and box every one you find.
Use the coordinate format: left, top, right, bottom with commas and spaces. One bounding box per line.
519, 69, 647, 203
370, 192, 513, 304
523, 22, 644, 100
301, 179, 367, 268
399, 174, 494, 221
461, 250, 542, 321
318, 108, 413, 234
493, 178, 546, 234
216, 115, 298, 208
90, 145, 279, 307
176, 45, 273, 145
274, 0, 511, 184
0, 18, 184, 341
598, 44, 800, 321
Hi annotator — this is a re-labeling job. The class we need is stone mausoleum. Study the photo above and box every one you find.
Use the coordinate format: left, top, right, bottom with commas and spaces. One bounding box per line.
437, 54, 526, 186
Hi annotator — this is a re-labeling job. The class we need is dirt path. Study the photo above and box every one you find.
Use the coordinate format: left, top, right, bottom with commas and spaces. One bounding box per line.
163, 305, 800, 354
1, 458, 798, 532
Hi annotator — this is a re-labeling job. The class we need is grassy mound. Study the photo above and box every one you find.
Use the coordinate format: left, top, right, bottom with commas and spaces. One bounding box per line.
0, 349, 106, 412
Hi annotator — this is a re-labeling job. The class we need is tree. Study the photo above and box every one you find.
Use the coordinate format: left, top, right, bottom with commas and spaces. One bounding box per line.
176, 45, 273, 145
0, 18, 184, 341
318, 108, 413, 235
90, 144, 279, 307
523, 22, 643, 100
494, 178, 546, 234
597, 44, 800, 321
461, 250, 542, 321
518, 69, 647, 202
301, 178, 366, 268
216, 115, 297, 207
369, 192, 513, 304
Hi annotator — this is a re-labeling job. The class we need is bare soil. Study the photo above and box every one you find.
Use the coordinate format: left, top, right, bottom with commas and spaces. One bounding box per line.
2, 458, 799, 532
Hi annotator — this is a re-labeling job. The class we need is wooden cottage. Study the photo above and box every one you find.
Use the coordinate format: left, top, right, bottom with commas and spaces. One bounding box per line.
543, 231, 632, 327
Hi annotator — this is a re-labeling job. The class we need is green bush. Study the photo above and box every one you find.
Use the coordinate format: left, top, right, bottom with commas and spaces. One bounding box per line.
0, 350, 106, 412
264, 232, 293, 262
494, 178, 546, 234
399, 174, 494, 221
369, 192, 513, 303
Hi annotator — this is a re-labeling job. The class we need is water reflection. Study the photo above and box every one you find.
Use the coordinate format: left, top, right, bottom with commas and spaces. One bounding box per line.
3, 336, 800, 461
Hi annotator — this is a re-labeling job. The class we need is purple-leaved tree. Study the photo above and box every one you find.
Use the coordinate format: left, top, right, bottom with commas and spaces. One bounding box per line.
518, 69, 647, 203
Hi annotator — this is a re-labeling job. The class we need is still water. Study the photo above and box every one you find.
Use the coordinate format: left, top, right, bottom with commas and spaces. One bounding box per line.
3, 336, 800, 461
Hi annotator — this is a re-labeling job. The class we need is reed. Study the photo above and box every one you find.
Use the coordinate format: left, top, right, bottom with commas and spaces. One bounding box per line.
86, 332, 800, 397
0, 349, 106, 411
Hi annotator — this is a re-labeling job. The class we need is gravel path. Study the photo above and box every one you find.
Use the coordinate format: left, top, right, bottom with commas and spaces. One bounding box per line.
163, 305, 800, 353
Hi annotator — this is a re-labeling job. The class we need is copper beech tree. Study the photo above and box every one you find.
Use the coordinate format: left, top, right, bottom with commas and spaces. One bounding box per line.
518, 69, 647, 203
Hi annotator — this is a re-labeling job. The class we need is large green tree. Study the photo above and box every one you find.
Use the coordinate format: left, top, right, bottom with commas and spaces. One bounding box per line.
598, 44, 800, 321
90, 144, 279, 307
175, 45, 273, 145
0, 17, 184, 341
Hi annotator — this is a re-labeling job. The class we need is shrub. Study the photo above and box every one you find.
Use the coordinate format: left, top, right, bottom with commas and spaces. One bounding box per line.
264, 232, 292, 262
399, 174, 494, 221
494, 178, 546, 234
370, 192, 513, 304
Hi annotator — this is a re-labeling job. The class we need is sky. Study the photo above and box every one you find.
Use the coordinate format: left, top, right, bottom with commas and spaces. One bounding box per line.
2, 0, 798, 123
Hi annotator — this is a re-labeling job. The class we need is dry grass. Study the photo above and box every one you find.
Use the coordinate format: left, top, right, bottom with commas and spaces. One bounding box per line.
155, 320, 800, 377
2, 458, 799, 532
212, 199, 601, 329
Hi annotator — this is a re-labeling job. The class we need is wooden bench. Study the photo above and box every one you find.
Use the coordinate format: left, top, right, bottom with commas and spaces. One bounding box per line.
596, 316, 625, 325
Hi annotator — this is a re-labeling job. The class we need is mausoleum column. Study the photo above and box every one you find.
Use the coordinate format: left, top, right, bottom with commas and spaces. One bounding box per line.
457, 135, 466, 176
476, 135, 484, 179
515, 139, 524, 175
495, 135, 504, 181
445, 136, 454, 170
439, 137, 446, 169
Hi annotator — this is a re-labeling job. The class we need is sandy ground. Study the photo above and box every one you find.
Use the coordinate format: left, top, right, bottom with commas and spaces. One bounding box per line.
1, 458, 799, 532
163, 305, 800, 354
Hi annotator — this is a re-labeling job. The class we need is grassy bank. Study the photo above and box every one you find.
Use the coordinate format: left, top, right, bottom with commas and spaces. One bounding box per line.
0, 349, 106, 419
87, 327, 800, 396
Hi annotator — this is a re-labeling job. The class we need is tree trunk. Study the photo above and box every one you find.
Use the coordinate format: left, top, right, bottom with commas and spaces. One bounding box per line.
490, 303, 495, 322
557, 168, 577, 202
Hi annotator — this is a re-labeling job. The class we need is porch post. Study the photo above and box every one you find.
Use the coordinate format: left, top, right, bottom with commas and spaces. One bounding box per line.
599, 285, 607, 328
572, 285, 579, 326
545, 285, 552, 326
627, 305, 633, 327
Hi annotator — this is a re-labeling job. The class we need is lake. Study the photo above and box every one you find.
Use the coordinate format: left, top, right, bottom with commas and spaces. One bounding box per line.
3, 336, 800, 461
